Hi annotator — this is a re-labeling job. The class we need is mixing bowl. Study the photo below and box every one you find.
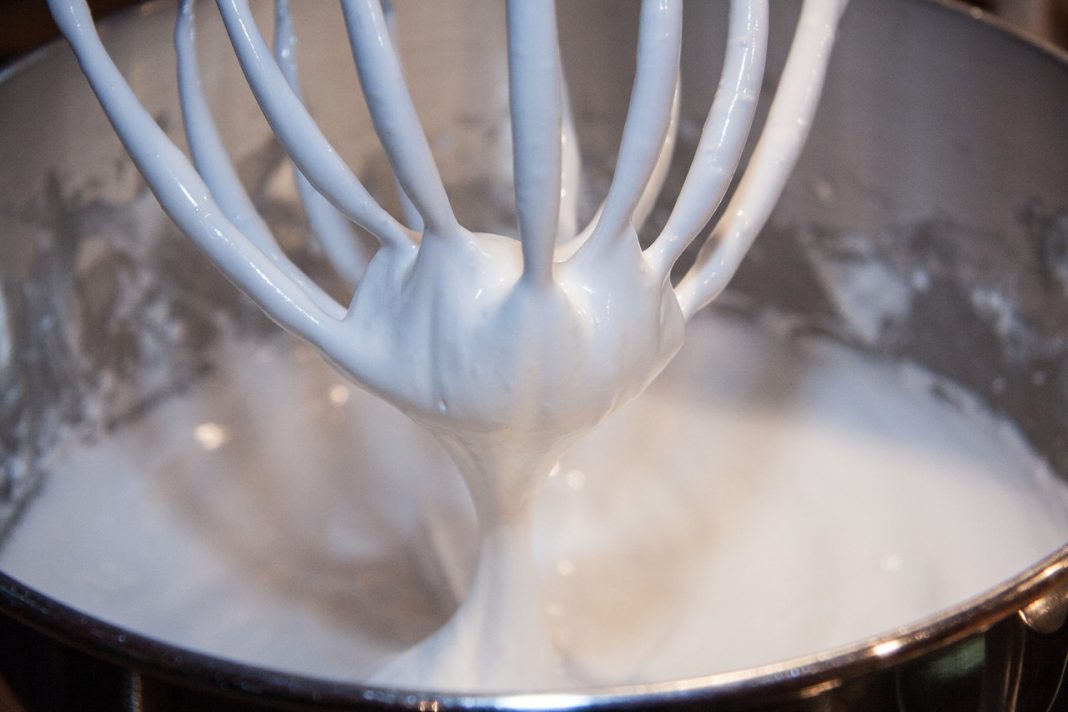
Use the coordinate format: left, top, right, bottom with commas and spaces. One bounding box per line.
2, 0, 1067, 709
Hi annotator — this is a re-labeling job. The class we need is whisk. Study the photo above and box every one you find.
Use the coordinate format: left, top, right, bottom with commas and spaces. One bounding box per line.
49, 0, 848, 689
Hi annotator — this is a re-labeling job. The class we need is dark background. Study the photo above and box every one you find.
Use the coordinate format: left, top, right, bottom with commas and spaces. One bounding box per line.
0, 0, 140, 67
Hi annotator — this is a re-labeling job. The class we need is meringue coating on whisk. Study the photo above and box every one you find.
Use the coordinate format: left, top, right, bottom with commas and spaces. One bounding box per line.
49, 0, 848, 688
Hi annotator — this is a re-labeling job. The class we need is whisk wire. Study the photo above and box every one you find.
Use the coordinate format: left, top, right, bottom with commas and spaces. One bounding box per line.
647, 0, 768, 278
676, 0, 848, 317
216, 0, 410, 249
507, 0, 564, 284
379, 0, 424, 235
556, 67, 582, 243
176, 0, 345, 318
273, 0, 371, 288
579, 0, 683, 255
46, 0, 344, 343
631, 76, 681, 235
341, 0, 461, 240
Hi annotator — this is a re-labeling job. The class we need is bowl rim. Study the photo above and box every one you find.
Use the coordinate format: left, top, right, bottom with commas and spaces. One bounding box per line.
2, 546, 1065, 708
2, 0, 1067, 707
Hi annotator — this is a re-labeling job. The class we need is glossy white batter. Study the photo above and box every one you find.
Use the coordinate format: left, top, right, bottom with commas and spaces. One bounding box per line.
3, 315, 1067, 691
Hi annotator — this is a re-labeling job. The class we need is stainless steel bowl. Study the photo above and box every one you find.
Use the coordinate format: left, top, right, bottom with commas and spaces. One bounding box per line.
2, 0, 1067, 709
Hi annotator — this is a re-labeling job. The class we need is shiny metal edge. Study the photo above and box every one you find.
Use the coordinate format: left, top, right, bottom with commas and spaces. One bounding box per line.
2, 543, 1066, 708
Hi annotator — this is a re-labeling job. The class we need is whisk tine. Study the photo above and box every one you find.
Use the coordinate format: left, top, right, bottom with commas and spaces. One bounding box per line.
578, 0, 682, 255
570, 77, 677, 252
340, 0, 460, 240
176, 0, 271, 250
215, 0, 409, 249
557, 68, 581, 242
47, 0, 344, 342
176, 0, 343, 317
507, 0, 563, 285
648, 0, 768, 278
676, 0, 849, 317
380, 0, 424, 234
631, 77, 680, 233
273, 0, 372, 286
